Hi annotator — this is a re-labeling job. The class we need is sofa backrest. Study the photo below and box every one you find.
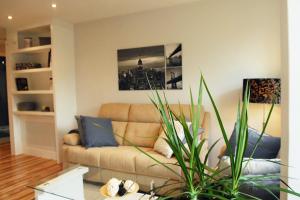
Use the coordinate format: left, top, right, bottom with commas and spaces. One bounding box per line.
99, 103, 209, 148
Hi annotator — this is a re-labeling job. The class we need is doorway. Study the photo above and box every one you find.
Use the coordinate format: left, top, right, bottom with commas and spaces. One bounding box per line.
0, 56, 9, 143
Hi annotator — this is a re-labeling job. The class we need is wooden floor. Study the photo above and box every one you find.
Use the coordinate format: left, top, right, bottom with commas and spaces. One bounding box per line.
0, 142, 63, 200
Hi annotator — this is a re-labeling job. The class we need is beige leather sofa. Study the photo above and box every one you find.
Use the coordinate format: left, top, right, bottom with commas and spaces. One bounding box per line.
63, 103, 210, 192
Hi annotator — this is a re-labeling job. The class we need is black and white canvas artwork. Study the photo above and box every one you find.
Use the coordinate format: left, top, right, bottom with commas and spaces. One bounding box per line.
165, 43, 182, 89
117, 43, 182, 90
118, 45, 165, 90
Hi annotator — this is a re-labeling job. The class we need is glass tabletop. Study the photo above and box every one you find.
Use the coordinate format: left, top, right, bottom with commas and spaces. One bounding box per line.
28, 165, 156, 200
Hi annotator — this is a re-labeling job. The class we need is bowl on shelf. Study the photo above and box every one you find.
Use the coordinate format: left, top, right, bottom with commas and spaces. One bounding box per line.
17, 102, 37, 111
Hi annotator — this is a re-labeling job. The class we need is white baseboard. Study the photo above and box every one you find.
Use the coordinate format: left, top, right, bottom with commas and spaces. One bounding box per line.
24, 146, 57, 160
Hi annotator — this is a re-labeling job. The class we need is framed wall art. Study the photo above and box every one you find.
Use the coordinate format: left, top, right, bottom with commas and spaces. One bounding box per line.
117, 43, 182, 90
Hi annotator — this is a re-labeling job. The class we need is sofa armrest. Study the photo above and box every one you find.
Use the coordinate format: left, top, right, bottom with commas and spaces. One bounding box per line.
63, 133, 81, 146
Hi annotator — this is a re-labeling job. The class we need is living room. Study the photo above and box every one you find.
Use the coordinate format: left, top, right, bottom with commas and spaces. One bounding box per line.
0, 0, 299, 199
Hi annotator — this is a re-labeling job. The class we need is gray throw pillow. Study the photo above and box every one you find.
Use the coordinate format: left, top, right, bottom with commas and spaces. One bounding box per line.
182, 127, 205, 145
225, 126, 280, 159
75, 116, 85, 146
218, 156, 280, 176
77, 116, 118, 148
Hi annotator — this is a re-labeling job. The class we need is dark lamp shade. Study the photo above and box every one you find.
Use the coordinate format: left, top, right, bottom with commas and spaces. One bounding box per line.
243, 78, 281, 104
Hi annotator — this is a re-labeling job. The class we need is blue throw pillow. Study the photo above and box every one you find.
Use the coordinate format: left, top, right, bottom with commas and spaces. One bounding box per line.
225, 126, 280, 159
77, 116, 118, 148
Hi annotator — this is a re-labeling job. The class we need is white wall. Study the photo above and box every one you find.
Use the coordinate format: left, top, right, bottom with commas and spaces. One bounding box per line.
74, 0, 281, 165
281, 0, 300, 199
51, 19, 78, 162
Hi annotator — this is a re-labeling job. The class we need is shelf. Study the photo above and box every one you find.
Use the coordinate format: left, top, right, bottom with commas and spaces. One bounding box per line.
13, 90, 53, 95
13, 68, 52, 74
12, 45, 51, 54
14, 111, 55, 117
8, 23, 77, 162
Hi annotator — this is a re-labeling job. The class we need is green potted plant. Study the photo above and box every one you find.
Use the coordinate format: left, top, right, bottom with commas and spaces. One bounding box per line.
135, 74, 300, 199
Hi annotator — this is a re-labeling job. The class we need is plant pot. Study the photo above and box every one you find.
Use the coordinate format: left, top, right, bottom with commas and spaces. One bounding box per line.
173, 195, 210, 200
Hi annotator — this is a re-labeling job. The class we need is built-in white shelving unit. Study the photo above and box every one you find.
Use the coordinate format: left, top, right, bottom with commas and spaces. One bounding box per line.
12, 90, 54, 95
12, 45, 51, 54
6, 20, 77, 162
14, 111, 55, 117
13, 68, 52, 74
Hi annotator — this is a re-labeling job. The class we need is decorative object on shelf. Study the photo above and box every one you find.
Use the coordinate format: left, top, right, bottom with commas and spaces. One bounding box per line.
17, 102, 37, 111
117, 43, 182, 90
15, 63, 42, 70
23, 37, 33, 48
47, 50, 51, 67
15, 78, 28, 91
39, 37, 51, 46
243, 78, 281, 126
100, 178, 139, 198
41, 106, 51, 112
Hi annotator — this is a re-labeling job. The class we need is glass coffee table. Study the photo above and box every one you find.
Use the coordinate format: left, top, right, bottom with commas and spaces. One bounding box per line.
28, 165, 156, 200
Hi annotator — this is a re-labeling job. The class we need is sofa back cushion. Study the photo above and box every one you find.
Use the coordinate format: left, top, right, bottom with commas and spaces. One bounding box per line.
99, 103, 130, 145
124, 122, 161, 147
125, 104, 161, 147
111, 121, 127, 145
98, 103, 207, 147
128, 104, 161, 123
99, 103, 130, 121
168, 104, 205, 124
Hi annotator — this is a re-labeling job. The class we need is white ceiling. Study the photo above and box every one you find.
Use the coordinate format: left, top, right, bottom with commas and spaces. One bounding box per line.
0, 0, 200, 29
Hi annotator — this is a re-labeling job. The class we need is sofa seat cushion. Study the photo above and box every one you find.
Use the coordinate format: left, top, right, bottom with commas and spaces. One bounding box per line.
99, 146, 152, 173
65, 145, 152, 171
65, 145, 102, 167
135, 150, 182, 180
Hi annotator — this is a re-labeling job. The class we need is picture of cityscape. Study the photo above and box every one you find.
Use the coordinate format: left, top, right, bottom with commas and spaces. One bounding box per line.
117, 43, 182, 90
165, 43, 182, 89
118, 45, 165, 90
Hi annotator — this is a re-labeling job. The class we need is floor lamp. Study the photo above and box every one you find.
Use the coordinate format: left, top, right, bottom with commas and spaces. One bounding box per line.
243, 78, 281, 128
